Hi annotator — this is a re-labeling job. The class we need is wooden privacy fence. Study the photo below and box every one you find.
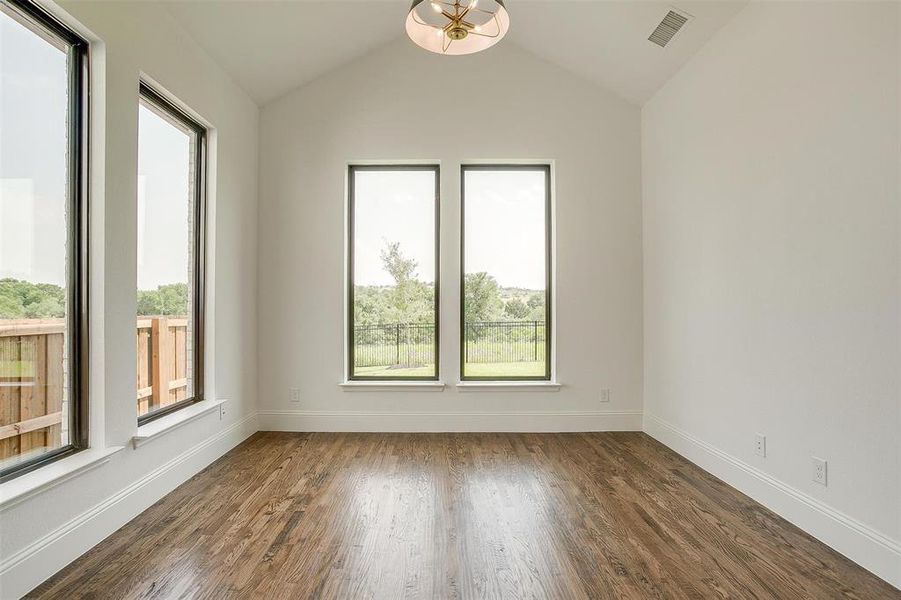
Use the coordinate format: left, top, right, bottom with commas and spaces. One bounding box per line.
0, 316, 189, 464
137, 317, 190, 416
0, 320, 65, 463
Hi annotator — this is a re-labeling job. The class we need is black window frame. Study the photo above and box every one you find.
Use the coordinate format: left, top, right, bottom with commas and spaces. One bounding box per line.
346, 164, 441, 382
136, 82, 207, 426
459, 164, 553, 382
0, 0, 90, 482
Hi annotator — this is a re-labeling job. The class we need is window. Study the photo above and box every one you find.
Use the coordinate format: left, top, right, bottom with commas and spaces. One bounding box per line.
348, 165, 439, 380
136, 83, 206, 423
0, 0, 88, 481
461, 165, 552, 380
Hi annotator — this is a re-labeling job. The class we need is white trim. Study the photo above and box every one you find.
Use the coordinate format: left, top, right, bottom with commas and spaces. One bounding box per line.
342, 161, 442, 382
138, 72, 214, 129
643, 413, 901, 590
461, 158, 557, 165
456, 381, 561, 391
0, 446, 125, 512
132, 398, 226, 448
0, 412, 258, 599
346, 159, 442, 166
459, 160, 558, 382
259, 410, 641, 432
339, 381, 446, 392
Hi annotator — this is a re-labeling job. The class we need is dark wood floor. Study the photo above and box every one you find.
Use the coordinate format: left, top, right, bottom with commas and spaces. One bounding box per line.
30, 432, 899, 599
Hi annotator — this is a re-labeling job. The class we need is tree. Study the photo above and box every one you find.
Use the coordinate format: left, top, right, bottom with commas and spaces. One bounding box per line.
24, 297, 64, 319
0, 278, 189, 319
463, 272, 503, 323
349, 243, 546, 328
503, 297, 529, 320
136, 283, 188, 316
527, 291, 545, 321
0, 278, 65, 319
0, 291, 25, 318
353, 241, 434, 326
380, 241, 417, 285
380, 241, 418, 321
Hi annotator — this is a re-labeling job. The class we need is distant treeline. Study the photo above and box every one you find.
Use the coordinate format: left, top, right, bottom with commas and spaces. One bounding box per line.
0, 278, 188, 319
353, 242, 545, 327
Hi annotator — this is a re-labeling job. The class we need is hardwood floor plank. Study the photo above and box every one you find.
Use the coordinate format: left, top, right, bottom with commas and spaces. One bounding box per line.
27, 432, 900, 599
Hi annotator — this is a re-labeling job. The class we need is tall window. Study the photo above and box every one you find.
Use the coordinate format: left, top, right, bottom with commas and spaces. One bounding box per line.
0, 0, 88, 480
136, 83, 205, 423
348, 165, 439, 380
461, 165, 552, 380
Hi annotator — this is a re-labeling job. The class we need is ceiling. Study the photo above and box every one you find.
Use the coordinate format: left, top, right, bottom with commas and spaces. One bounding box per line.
162, 0, 747, 107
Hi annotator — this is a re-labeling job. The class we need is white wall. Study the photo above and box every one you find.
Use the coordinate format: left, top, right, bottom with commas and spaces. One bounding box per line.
642, 1, 900, 587
257, 39, 643, 431
0, 2, 259, 597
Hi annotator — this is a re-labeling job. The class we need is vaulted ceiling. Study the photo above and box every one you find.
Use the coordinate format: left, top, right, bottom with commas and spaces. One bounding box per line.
162, 0, 747, 107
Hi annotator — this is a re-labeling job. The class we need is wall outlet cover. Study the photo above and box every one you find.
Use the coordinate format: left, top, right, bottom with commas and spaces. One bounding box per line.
812, 456, 827, 486
754, 434, 766, 457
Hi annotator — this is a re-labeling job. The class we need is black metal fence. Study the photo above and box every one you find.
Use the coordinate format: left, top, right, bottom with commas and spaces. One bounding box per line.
353, 320, 546, 368
354, 323, 435, 368
464, 321, 546, 364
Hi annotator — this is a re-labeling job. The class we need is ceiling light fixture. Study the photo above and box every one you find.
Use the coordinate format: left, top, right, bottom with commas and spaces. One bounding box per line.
406, 0, 509, 55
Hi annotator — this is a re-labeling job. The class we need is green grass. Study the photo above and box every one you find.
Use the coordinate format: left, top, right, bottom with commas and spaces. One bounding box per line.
354, 339, 546, 375
354, 364, 436, 377
353, 361, 546, 378
463, 361, 546, 377
463, 341, 546, 364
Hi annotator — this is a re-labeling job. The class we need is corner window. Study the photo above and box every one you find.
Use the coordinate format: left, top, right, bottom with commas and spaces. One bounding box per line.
461, 165, 552, 380
136, 83, 206, 423
0, 0, 89, 481
347, 165, 440, 380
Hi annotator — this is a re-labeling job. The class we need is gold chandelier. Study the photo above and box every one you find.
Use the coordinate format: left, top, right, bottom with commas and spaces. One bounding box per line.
405, 0, 510, 55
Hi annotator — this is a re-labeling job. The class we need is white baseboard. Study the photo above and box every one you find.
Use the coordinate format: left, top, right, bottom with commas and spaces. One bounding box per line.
258, 409, 643, 432
0, 412, 259, 599
643, 413, 901, 590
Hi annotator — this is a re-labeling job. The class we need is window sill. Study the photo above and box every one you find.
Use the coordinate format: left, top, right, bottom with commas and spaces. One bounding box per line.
133, 398, 226, 448
0, 445, 125, 511
340, 381, 446, 392
456, 381, 562, 392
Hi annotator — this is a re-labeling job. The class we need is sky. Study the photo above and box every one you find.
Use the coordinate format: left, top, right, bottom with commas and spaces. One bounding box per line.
1, 9, 192, 291
137, 104, 192, 290
354, 170, 436, 286
464, 169, 546, 290
0, 9, 68, 287
353, 168, 547, 291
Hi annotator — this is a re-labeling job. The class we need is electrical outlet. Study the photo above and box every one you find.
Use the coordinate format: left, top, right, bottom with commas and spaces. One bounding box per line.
289, 388, 301, 404
219, 401, 228, 421
812, 457, 827, 486
754, 434, 766, 457
599, 388, 611, 403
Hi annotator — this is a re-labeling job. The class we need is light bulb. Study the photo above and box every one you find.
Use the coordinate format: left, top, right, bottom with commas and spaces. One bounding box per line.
431, 2, 442, 13
470, 0, 478, 9
474, 25, 482, 32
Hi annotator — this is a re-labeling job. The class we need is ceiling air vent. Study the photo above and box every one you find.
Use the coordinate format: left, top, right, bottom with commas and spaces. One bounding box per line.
648, 9, 690, 47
